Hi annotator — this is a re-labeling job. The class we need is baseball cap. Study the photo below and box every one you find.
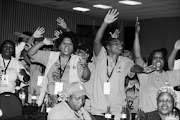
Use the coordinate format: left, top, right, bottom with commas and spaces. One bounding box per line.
64, 82, 89, 99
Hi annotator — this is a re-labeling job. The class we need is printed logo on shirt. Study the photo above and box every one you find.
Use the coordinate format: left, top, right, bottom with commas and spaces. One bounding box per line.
117, 66, 122, 73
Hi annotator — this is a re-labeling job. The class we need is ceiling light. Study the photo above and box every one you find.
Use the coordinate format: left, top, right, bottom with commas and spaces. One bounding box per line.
73, 7, 90, 12
93, 4, 112, 9
119, 0, 142, 5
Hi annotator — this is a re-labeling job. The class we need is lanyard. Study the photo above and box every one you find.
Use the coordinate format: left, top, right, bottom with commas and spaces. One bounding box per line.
107, 58, 118, 82
2, 58, 11, 74
59, 55, 71, 81
73, 110, 84, 120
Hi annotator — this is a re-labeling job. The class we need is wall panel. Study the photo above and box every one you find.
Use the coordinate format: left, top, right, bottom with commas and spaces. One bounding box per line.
1, 0, 117, 45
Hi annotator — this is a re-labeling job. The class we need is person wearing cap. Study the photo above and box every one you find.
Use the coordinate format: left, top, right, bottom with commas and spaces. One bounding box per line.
91, 9, 151, 119
47, 82, 93, 120
75, 44, 96, 112
143, 86, 180, 120
134, 19, 180, 113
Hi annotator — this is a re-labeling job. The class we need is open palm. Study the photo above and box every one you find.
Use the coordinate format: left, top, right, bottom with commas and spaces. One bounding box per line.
104, 9, 119, 24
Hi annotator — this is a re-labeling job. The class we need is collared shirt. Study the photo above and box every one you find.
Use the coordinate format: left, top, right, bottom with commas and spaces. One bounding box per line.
91, 47, 134, 117
138, 70, 180, 112
0, 54, 26, 93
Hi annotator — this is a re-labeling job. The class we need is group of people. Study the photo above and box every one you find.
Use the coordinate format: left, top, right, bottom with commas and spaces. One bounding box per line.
0, 9, 180, 120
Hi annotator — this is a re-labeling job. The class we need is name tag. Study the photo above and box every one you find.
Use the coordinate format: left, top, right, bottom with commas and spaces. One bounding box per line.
54, 82, 64, 94
0, 74, 9, 86
104, 82, 110, 95
37, 76, 44, 86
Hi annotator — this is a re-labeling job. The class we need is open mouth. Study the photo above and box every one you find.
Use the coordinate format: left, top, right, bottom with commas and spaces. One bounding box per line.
156, 62, 161, 67
161, 105, 168, 111
118, 46, 123, 50
64, 47, 69, 52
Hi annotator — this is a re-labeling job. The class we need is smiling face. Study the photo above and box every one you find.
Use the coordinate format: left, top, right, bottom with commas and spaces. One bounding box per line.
68, 94, 86, 112
107, 39, 123, 55
1, 41, 15, 59
157, 92, 174, 115
152, 52, 164, 71
59, 37, 74, 56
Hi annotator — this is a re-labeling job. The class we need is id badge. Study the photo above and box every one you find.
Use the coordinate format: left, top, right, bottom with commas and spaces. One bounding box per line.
54, 82, 64, 94
37, 76, 44, 86
104, 82, 110, 95
0, 74, 9, 86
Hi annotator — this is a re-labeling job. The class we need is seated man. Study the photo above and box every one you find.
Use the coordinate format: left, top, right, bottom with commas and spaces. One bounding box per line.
48, 82, 93, 120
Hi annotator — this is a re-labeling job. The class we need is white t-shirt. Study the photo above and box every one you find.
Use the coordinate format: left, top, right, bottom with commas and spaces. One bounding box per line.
91, 47, 134, 118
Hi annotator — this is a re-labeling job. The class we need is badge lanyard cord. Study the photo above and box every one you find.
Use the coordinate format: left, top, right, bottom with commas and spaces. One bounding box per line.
105, 58, 118, 108
59, 55, 71, 81
2, 58, 11, 74
106, 58, 118, 82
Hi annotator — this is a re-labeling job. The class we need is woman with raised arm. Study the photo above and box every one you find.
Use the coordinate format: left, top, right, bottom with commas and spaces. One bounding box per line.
168, 39, 180, 70
134, 20, 180, 113
28, 25, 90, 107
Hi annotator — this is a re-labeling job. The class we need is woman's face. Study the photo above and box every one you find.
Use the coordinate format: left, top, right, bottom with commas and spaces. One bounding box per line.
157, 92, 174, 115
2, 42, 14, 59
59, 37, 74, 56
152, 52, 164, 71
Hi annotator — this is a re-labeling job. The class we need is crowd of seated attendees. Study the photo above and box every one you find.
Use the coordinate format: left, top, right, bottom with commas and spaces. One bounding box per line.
0, 9, 180, 120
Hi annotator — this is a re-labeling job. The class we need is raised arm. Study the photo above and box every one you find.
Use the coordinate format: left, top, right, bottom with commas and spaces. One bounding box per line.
168, 39, 180, 70
133, 18, 145, 67
28, 38, 54, 59
28, 27, 45, 45
56, 17, 71, 32
94, 9, 119, 56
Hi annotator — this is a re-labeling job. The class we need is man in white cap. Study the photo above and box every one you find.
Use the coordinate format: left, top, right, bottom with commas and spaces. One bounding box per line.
48, 82, 92, 120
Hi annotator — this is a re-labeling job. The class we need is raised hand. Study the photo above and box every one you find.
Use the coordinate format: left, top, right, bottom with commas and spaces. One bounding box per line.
135, 17, 140, 33
43, 37, 54, 46
53, 30, 62, 40
109, 29, 120, 39
104, 9, 119, 24
14, 32, 30, 39
79, 55, 89, 69
174, 39, 180, 50
33, 27, 45, 38
56, 17, 68, 29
